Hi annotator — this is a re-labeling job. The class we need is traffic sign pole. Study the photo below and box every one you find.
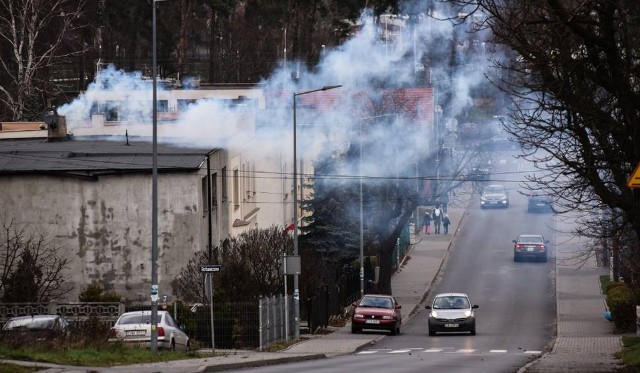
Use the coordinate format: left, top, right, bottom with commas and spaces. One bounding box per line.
200, 264, 221, 352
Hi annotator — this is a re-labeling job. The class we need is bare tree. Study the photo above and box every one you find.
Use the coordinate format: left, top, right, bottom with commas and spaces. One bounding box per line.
0, 216, 72, 302
0, 0, 89, 120
450, 1, 640, 262
175, 227, 291, 303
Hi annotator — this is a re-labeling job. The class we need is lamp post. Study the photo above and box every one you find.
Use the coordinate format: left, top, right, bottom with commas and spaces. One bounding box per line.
151, 0, 167, 354
292, 85, 341, 339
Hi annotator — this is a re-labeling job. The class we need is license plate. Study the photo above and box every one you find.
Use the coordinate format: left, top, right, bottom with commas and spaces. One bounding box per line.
365, 319, 380, 324
527, 247, 534, 252
126, 330, 146, 336
444, 323, 459, 328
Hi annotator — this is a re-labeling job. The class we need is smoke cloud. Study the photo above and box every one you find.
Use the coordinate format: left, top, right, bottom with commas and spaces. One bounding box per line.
58, 6, 492, 182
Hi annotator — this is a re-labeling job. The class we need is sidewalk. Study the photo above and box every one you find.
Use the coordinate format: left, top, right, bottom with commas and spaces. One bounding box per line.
9, 199, 625, 373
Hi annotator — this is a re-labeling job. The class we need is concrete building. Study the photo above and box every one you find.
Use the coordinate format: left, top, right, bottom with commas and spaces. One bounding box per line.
0, 87, 295, 302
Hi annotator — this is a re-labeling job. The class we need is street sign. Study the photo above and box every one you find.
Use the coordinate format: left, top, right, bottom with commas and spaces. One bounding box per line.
200, 265, 221, 273
628, 163, 640, 188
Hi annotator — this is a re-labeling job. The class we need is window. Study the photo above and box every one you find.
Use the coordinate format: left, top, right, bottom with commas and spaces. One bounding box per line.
177, 99, 197, 112
201, 175, 209, 215
233, 168, 240, 209
221, 167, 227, 202
211, 172, 218, 207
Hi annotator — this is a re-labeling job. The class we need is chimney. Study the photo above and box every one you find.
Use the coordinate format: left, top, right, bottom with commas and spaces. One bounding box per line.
46, 111, 68, 141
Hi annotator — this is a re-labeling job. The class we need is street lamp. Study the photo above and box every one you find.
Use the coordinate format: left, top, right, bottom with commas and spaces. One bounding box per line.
151, 0, 168, 354
292, 85, 341, 339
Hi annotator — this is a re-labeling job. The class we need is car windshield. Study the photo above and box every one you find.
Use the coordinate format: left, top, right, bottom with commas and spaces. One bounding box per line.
433, 296, 470, 309
359, 297, 393, 309
484, 186, 505, 194
518, 235, 543, 243
4, 317, 56, 330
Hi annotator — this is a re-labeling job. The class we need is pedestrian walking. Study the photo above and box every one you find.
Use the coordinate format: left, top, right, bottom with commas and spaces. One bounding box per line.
432, 205, 443, 234
442, 213, 451, 235
423, 211, 432, 235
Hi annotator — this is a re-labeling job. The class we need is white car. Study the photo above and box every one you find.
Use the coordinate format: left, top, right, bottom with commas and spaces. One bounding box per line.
480, 184, 509, 208
425, 293, 478, 336
108, 310, 190, 352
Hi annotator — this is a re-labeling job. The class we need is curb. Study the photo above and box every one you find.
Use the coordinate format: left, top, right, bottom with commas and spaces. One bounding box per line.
203, 353, 327, 372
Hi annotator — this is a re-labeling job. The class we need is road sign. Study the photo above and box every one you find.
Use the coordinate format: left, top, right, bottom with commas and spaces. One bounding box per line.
628, 163, 640, 188
200, 265, 221, 273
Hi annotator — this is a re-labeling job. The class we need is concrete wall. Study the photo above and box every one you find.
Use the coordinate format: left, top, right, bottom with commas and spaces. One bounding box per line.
0, 171, 207, 302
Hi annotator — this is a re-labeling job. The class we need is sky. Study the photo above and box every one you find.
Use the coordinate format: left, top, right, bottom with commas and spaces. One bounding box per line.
58, 5, 492, 181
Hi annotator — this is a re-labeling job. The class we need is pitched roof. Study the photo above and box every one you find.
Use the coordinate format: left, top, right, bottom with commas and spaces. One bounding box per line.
0, 138, 215, 176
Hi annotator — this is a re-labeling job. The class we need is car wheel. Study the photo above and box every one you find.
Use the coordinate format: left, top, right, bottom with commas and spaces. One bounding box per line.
541, 254, 548, 263
351, 325, 360, 334
429, 329, 436, 336
470, 327, 476, 336
170, 340, 176, 351
185, 341, 190, 353
514, 254, 520, 262
390, 326, 397, 336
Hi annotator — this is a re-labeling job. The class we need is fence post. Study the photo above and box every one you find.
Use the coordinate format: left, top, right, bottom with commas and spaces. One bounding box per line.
258, 296, 263, 351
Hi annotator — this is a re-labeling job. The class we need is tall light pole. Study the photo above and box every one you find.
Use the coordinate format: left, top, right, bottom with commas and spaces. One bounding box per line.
151, 0, 167, 354
292, 85, 341, 339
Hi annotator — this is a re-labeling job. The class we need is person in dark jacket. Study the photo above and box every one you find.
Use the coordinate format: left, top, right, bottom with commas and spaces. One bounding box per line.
443, 213, 451, 234
423, 211, 432, 234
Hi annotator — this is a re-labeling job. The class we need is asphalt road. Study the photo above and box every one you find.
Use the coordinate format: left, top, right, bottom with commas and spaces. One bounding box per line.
235, 155, 558, 373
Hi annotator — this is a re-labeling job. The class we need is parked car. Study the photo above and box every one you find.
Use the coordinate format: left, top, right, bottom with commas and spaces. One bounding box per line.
108, 310, 190, 351
351, 294, 402, 335
0, 314, 70, 342
513, 234, 549, 262
480, 184, 509, 208
527, 191, 554, 213
426, 293, 478, 336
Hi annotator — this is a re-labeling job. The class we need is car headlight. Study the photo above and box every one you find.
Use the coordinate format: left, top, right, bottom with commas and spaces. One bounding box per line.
430, 311, 438, 318
464, 310, 472, 317
382, 315, 394, 320
353, 314, 364, 318
480, 197, 487, 202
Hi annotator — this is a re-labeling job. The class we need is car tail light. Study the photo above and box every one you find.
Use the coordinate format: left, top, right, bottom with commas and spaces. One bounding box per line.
157, 327, 165, 337
537, 244, 545, 251
516, 244, 524, 249
108, 328, 117, 337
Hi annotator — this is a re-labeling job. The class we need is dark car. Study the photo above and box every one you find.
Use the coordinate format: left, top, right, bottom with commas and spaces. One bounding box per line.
351, 294, 402, 335
426, 293, 478, 336
1, 314, 70, 343
513, 234, 549, 262
527, 191, 553, 213
480, 184, 509, 209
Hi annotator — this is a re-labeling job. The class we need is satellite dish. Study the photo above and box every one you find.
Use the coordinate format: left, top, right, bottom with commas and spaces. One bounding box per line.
43, 107, 58, 129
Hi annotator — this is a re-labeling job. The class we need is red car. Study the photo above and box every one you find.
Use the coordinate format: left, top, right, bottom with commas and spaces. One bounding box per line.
351, 294, 402, 335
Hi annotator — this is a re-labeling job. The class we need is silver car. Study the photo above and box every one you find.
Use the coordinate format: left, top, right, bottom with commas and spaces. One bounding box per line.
426, 293, 478, 336
480, 184, 509, 209
108, 310, 190, 351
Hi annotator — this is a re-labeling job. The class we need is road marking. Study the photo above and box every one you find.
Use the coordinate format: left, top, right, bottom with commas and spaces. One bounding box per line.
388, 349, 412, 354
524, 350, 542, 354
457, 349, 475, 353
490, 350, 508, 353
356, 351, 378, 354
424, 349, 443, 353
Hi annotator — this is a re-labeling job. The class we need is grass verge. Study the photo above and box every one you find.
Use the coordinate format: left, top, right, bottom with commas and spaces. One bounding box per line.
620, 336, 640, 369
0, 344, 216, 367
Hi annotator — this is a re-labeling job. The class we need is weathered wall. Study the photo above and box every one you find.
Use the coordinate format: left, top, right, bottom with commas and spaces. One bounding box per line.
0, 171, 206, 302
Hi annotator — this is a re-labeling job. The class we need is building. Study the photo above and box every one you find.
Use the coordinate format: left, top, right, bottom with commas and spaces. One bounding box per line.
0, 86, 294, 302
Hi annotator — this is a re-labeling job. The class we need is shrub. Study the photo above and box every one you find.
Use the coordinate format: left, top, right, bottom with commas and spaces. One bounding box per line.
606, 282, 639, 333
